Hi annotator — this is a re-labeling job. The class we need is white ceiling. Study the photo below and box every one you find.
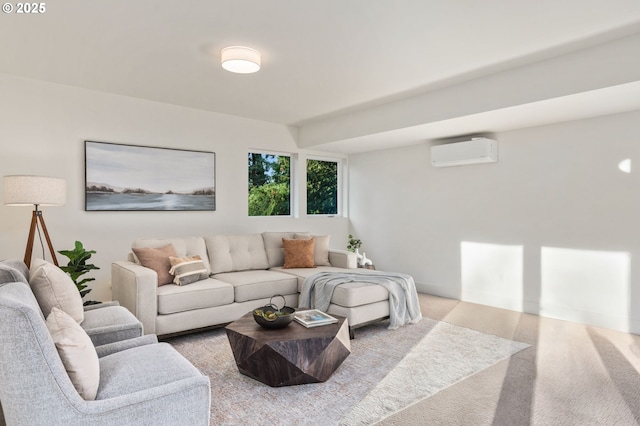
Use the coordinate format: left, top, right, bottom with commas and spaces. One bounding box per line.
1, 0, 640, 153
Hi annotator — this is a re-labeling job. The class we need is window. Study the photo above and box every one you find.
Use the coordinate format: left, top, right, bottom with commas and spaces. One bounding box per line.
306, 158, 338, 215
248, 152, 291, 216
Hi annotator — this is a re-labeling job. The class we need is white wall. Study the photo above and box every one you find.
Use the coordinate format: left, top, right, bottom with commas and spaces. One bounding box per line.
349, 110, 640, 334
0, 73, 348, 301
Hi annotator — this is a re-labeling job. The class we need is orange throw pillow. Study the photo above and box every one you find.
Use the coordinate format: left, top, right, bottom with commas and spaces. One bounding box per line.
282, 238, 316, 269
132, 244, 177, 285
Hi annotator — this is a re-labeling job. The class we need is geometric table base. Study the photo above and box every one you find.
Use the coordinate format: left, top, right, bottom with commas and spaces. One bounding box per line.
225, 312, 351, 387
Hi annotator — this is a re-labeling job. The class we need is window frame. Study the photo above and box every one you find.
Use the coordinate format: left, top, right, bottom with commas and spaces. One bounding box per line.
304, 155, 342, 217
247, 150, 293, 217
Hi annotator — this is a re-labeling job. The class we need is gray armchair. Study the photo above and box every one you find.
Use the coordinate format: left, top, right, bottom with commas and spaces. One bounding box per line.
1, 259, 143, 346
0, 281, 211, 425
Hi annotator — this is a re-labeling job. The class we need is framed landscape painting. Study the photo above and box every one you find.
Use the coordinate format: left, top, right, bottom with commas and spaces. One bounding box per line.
85, 141, 216, 211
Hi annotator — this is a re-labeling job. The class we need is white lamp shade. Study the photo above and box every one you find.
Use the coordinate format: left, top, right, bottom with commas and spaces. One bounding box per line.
3, 175, 66, 206
221, 46, 261, 74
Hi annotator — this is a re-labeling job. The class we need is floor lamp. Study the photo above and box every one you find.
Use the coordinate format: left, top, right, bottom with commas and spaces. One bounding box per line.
3, 175, 67, 268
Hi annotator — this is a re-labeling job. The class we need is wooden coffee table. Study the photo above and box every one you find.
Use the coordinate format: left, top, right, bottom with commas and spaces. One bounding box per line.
225, 312, 351, 387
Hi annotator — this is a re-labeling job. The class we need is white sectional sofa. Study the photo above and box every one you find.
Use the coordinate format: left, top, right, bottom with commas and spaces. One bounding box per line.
112, 232, 392, 337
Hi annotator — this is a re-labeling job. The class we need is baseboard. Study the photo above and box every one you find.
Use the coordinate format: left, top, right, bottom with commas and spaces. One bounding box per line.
417, 283, 640, 335
415, 282, 460, 300
538, 303, 640, 335
460, 290, 525, 313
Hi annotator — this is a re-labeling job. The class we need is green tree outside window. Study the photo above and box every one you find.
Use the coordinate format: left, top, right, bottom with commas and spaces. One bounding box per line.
248, 153, 291, 216
307, 159, 338, 215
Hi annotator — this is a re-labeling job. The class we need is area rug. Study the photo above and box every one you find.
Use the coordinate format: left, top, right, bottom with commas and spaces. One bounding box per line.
166, 318, 529, 425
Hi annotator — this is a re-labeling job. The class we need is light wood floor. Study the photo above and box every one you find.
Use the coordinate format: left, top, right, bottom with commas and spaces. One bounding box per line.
379, 293, 640, 425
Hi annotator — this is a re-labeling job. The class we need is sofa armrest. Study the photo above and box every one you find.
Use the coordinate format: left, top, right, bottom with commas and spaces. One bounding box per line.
111, 260, 158, 335
328, 250, 358, 269
95, 334, 159, 358
83, 301, 120, 311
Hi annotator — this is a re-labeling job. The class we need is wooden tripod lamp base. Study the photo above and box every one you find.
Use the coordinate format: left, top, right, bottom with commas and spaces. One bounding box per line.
2, 175, 66, 269
23, 208, 59, 269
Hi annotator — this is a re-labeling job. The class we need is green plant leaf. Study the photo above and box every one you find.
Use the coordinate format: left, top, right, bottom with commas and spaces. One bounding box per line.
58, 240, 99, 304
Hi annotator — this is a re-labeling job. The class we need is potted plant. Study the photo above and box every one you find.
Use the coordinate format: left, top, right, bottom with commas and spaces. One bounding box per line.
347, 234, 362, 253
58, 240, 100, 305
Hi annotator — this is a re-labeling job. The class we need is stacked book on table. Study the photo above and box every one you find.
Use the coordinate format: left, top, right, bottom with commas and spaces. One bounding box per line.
294, 309, 338, 328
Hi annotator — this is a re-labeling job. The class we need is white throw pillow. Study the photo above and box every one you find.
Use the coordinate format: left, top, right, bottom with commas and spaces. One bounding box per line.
46, 307, 100, 400
295, 234, 331, 266
168, 255, 208, 285
29, 259, 84, 323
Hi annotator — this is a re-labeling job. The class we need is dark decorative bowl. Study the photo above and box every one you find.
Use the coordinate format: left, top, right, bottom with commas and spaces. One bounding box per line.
253, 295, 296, 329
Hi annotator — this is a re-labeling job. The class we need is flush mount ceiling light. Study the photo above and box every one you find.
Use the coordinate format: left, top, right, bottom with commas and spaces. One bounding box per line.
221, 46, 261, 74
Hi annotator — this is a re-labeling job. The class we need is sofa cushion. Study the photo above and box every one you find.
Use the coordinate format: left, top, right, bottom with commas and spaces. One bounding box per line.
262, 232, 310, 267
132, 237, 211, 274
276, 266, 389, 307
282, 238, 316, 268
80, 305, 143, 347
212, 270, 298, 303
132, 244, 177, 286
205, 234, 269, 274
272, 265, 347, 287
29, 259, 84, 323
329, 281, 390, 308
157, 278, 234, 315
294, 233, 331, 266
169, 255, 208, 286
96, 342, 204, 400
46, 307, 100, 400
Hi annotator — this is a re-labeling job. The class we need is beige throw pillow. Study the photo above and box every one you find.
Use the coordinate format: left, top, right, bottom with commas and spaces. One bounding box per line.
294, 234, 331, 266
282, 238, 316, 269
29, 259, 84, 323
131, 244, 177, 286
46, 307, 100, 400
168, 255, 208, 286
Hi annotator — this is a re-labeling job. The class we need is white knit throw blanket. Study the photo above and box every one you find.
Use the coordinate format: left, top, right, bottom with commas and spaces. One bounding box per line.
299, 270, 422, 330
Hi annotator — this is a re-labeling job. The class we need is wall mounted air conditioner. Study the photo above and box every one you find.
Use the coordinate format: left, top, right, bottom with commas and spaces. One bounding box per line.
431, 137, 498, 167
